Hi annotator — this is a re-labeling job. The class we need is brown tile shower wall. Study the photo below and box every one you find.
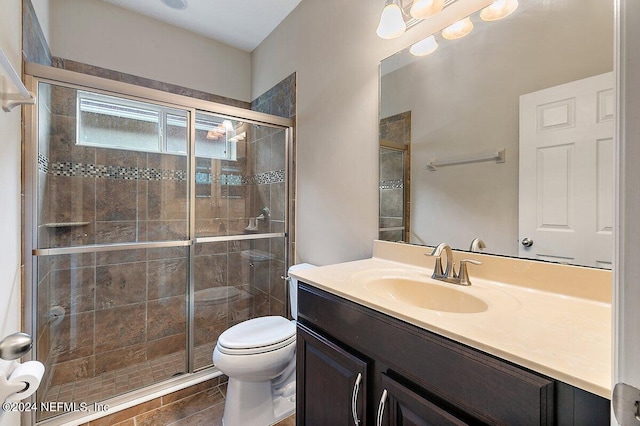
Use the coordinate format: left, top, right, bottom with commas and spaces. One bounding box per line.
251, 74, 296, 119
42, 85, 189, 248
38, 249, 188, 389
38, 75, 293, 391
191, 237, 286, 370
246, 125, 288, 319
379, 111, 411, 145
379, 111, 411, 242
36, 84, 191, 389
251, 73, 296, 314
194, 155, 248, 238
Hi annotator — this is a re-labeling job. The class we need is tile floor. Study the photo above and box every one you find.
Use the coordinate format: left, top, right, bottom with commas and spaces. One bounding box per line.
78, 379, 295, 426
41, 345, 214, 421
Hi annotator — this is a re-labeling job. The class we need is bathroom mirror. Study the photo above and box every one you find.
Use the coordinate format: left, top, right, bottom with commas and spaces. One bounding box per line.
379, 0, 614, 268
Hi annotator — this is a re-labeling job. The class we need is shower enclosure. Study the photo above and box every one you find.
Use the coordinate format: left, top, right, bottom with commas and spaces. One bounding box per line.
23, 64, 292, 424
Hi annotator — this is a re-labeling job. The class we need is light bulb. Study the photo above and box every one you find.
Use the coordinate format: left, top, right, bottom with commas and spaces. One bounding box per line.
222, 120, 234, 131
480, 0, 519, 21
441, 17, 474, 40
410, 35, 439, 56
410, 0, 444, 19
376, 2, 406, 40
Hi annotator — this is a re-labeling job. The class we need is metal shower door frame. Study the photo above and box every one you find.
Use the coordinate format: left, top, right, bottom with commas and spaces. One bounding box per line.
22, 63, 293, 426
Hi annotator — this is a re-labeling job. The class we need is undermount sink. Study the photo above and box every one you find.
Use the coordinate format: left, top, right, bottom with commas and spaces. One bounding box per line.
362, 276, 489, 313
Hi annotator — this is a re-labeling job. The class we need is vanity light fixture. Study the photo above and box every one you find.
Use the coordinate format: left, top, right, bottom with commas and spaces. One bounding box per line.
377, 0, 407, 39
441, 16, 474, 40
480, 0, 519, 21
206, 129, 222, 140
410, 0, 445, 19
410, 35, 439, 56
206, 120, 235, 140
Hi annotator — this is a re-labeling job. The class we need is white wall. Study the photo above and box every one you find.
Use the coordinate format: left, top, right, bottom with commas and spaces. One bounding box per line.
0, 0, 24, 425
252, 0, 493, 265
49, 0, 252, 102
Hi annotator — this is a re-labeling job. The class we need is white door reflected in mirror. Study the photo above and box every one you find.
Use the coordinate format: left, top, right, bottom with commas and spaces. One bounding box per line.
518, 72, 614, 269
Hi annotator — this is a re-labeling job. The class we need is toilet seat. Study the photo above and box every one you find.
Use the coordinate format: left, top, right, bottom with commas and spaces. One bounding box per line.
216, 316, 296, 355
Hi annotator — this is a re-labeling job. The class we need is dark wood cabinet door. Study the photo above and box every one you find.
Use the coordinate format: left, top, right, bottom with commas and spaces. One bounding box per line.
297, 324, 367, 426
378, 374, 469, 426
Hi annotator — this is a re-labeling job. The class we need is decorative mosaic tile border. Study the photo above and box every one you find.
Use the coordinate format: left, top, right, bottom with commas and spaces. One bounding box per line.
380, 179, 404, 190
38, 155, 285, 185
251, 170, 286, 185
196, 170, 285, 185
48, 162, 188, 181
38, 153, 50, 174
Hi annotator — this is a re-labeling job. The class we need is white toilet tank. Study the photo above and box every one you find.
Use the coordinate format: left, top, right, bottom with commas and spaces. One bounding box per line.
287, 263, 315, 320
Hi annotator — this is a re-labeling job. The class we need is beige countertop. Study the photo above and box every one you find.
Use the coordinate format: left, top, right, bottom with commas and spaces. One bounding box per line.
290, 241, 612, 399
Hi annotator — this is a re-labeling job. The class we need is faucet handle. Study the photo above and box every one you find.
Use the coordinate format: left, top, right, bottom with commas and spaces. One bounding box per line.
424, 252, 444, 276
456, 259, 482, 286
469, 238, 486, 252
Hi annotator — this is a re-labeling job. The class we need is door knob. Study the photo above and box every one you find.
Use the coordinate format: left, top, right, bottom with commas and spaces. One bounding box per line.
613, 383, 640, 425
521, 238, 533, 247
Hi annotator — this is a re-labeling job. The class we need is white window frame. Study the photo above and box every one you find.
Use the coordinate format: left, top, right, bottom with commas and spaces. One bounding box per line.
76, 91, 236, 160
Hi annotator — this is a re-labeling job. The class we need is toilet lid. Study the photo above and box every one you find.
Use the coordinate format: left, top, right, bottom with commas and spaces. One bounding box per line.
218, 316, 295, 351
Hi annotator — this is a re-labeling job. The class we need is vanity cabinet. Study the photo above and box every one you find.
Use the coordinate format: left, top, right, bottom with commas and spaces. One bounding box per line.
296, 283, 610, 426
297, 325, 367, 426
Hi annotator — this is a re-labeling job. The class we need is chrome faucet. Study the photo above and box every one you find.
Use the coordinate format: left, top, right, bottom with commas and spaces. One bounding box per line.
429, 243, 454, 280
426, 243, 482, 286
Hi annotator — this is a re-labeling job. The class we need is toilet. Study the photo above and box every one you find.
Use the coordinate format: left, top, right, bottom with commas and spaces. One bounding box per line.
213, 263, 315, 426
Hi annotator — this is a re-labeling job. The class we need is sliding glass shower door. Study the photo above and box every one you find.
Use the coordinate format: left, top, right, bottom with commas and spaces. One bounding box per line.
28, 75, 290, 422
192, 115, 288, 369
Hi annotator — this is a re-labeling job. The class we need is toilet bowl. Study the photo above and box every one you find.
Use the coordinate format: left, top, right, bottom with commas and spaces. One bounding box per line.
212, 263, 315, 426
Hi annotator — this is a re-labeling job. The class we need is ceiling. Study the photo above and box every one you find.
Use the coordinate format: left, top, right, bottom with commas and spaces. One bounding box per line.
99, 0, 302, 52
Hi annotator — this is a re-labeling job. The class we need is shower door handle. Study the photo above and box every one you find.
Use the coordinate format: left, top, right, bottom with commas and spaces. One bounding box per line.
351, 372, 362, 425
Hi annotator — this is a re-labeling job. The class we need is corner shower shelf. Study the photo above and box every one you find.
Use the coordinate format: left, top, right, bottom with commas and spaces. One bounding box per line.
45, 222, 90, 228
0, 48, 36, 112
240, 249, 275, 262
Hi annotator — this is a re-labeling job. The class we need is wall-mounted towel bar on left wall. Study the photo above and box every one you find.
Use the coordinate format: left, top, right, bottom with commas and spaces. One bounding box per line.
0, 47, 37, 112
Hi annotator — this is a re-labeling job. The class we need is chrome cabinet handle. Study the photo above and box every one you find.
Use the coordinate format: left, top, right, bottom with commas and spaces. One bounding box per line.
376, 389, 388, 426
521, 237, 533, 247
351, 373, 362, 425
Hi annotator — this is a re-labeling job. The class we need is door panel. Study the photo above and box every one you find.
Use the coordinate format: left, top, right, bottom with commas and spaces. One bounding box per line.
519, 72, 614, 268
296, 324, 367, 426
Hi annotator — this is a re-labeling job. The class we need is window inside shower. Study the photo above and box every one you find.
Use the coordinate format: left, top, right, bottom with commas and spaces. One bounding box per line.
30, 80, 289, 422
76, 91, 238, 160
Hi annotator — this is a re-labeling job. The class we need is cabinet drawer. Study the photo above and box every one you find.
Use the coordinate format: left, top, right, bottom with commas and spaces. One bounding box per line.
298, 283, 554, 425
